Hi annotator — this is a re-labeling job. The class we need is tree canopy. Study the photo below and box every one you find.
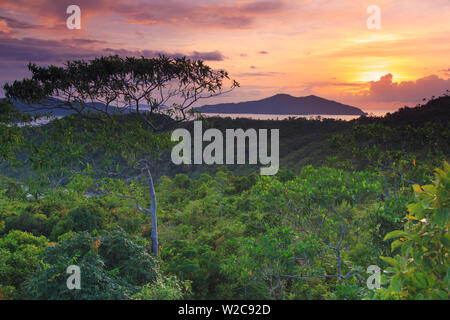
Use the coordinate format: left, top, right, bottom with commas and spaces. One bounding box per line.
4, 55, 238, 131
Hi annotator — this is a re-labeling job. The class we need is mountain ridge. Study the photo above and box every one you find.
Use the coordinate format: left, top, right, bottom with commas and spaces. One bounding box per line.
195, 94, 367, 115
6, 98, 156, 117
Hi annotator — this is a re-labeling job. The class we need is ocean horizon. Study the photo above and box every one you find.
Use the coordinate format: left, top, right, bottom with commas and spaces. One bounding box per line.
200, 111, 388, 121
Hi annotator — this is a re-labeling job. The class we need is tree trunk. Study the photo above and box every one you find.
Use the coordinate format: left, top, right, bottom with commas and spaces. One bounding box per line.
145, 166, 158, 256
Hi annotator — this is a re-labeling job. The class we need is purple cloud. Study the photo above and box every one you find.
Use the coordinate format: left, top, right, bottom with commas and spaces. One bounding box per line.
0, 15, 40, 29
188, 51, 225, 61
0, 36, 225, 63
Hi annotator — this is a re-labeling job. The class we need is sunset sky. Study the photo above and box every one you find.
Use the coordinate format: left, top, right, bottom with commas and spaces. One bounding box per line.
0, 0, 449, 113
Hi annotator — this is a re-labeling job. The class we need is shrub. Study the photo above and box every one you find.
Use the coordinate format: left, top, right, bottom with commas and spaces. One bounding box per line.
24, 228, 160, 300
377, 162, 449, 299
0, 230, 48, 299
69, 203, 107, 233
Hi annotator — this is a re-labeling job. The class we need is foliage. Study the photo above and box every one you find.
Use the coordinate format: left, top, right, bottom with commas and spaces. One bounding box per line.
24, 228, 162, 299
132, 276, 190, 300
0, 230, 48, 299
376, 162, 449, 299
0, 99, 29, 162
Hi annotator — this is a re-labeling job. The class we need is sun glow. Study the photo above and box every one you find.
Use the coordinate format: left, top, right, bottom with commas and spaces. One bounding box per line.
352, 70, 413, 83
355, 71, 391, 82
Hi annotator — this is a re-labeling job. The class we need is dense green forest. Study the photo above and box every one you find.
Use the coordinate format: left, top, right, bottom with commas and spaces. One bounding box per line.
0, 56, 448, 300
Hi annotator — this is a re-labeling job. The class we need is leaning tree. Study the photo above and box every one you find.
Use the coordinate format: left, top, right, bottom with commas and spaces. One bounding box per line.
4, 55, 238, 256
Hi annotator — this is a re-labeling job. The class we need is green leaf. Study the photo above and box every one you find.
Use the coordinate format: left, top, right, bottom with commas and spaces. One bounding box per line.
384, 230, 409, 241
390, 275, 402, 293
413, 273, 428, 288
422, 185, 436, 194
432, 208, 448, 229
391, 239, 403, 252
380, 256, 400, 269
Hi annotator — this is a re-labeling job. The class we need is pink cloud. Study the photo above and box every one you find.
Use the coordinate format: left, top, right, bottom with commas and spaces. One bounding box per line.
362, 73, 450, 102
299, 74, 450, 111
115, 0, 285, 29
0, 15, 40, 29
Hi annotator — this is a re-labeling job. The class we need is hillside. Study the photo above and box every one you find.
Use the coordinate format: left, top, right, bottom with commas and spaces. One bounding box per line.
195, 94, 367, 115
7, 98, 155, 117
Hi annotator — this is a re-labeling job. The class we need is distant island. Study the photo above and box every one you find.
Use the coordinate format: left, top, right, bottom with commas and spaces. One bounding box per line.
195, 94, 367, 116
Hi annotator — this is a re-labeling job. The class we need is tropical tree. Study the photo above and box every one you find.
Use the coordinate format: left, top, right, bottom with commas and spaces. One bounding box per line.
4, 55, 238, 256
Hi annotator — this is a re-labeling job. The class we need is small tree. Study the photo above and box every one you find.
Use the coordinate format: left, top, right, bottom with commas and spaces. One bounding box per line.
4, 55, 238, 256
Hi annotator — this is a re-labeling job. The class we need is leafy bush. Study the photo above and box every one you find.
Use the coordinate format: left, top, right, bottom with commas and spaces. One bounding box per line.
0, 230, 48, 299
24, 228, 160, 299
377, 162, 449, 299
3, 202, 68, 239
4, 211, 49, 236
69, 203, 107, 233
